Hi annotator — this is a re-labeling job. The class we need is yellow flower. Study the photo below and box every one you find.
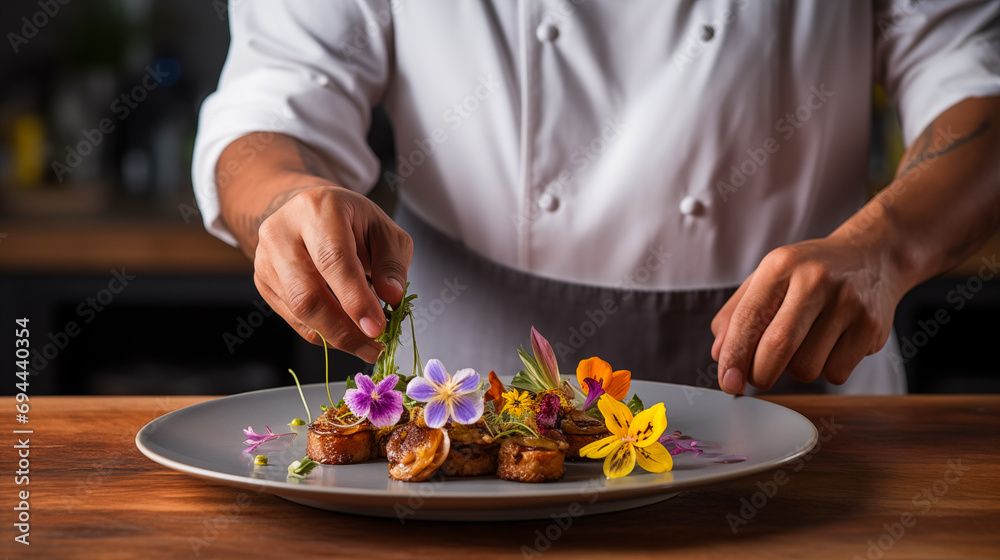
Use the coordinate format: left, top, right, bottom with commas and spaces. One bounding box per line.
579, 394, 673, 479
501, 389, 535, 417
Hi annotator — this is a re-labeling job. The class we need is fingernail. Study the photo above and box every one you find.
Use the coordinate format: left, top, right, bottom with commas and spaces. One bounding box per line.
722, 367, 744, 394
360, 316, 382, 338
387, 277, 404, 292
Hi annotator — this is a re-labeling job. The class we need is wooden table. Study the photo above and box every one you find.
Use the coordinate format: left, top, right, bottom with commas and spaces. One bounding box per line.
6, 395, 998, 559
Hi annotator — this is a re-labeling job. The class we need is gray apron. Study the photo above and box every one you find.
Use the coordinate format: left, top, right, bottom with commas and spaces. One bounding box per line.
395, 204, 905, 395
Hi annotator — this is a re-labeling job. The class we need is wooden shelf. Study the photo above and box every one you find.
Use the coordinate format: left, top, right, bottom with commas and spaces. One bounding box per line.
0, 220, 251, 274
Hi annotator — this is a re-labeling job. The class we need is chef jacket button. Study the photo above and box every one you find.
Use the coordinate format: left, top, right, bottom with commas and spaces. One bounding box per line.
700, 25, 715, 42
537, 23, 559, 42
310, 72, 329, 87
679, 196, 704, 216
538, 192, 559, 212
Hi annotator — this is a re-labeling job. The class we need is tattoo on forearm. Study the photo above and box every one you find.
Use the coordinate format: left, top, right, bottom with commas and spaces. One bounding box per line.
897, 118, 990, 179
297, 142, 330, 178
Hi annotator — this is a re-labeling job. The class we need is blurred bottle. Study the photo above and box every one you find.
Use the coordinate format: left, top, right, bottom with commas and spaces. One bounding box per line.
9, 113, 46, 188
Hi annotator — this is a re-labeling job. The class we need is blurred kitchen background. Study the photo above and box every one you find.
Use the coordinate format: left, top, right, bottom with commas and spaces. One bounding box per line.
1, 0, 997, 395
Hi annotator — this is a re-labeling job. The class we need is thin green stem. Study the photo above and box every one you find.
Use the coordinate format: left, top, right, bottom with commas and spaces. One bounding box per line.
287, 368, 312, 423
312, 329, 334, 408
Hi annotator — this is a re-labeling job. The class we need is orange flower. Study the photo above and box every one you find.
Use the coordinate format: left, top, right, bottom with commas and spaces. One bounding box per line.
576, 357, 631, 401
485, 370, 506, 411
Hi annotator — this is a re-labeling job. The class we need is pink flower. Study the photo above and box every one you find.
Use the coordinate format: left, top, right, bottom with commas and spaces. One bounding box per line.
242, 426, 295, 454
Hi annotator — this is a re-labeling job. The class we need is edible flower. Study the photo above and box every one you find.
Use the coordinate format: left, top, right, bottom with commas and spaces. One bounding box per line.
533, 392, 561, 430
576, 357, 631, 401
531, 326, 560, 386
406, 359, 484, 429
501, 388, 535, 417
581, 378, 605, 410
485, 371, 506, 411
511, 327, 562, 393
659, 430, 748, 463
241, 425, 295, 455
579, 394, 673, 479
344, 373, 404, 428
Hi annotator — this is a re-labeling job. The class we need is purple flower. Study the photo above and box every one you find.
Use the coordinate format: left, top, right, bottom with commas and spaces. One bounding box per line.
406, 359, 484, 429
242, 425, 295, 454
534, 393, 561, 430
658, 430, 748, 463
344, 373, 404, 428
582, 377, 605, 410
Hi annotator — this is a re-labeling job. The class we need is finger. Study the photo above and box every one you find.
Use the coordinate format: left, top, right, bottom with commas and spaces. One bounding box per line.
711, 274, 753, 361
717, 274, 787, 395
785, 310, 845, 383
255, 269, 383, 363
301, 213, 387, 339
820, 326, 869, 386
711, 327, 726, 363
366, 217, 413, 307
746, 277, 826, 391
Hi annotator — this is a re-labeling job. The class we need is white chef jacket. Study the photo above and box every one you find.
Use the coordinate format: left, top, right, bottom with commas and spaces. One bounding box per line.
193, 0, 1000, 291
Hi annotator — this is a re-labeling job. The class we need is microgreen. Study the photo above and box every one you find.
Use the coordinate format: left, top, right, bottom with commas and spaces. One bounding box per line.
287, 456, 320, 477
373, 284, 420, 381
287, 368, 311, 423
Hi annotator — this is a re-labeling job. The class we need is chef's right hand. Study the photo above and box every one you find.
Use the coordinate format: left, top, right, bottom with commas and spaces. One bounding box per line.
252, 185, 413, 363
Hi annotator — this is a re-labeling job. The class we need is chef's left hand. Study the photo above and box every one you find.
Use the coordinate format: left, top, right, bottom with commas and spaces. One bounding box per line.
710, 232, 902, 394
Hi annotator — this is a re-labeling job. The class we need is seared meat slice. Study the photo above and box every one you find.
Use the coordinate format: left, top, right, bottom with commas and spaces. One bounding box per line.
497, 433, 569, 483
307, 407, 375, 465
560, 409, 611, 460
440, 421, 499, 477
386, 419, 450, 482
373, 407, 411, 458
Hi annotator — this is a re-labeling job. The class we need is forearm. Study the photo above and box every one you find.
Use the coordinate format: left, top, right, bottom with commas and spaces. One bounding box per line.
836, 96, 1000, 294
216, 132, 338, 259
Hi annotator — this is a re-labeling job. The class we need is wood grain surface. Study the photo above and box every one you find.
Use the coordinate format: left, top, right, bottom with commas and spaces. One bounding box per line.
3, 395, 998, 559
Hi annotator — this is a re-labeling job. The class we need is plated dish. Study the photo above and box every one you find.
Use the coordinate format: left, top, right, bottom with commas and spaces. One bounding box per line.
136, 379, 817, 521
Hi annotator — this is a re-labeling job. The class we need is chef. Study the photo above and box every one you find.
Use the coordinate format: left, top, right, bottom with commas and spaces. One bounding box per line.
193, 1, 1000, 395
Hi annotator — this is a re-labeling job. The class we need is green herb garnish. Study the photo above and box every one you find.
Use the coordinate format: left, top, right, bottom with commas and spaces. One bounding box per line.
372, 284, 421, 381
287, 456, 320, 477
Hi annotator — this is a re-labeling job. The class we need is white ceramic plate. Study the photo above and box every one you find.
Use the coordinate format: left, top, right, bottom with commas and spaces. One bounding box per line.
136, 380, 817, 521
